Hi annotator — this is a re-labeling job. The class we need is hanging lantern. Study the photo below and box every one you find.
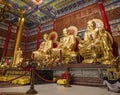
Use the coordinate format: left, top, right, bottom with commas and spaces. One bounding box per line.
32, 0, 43, 5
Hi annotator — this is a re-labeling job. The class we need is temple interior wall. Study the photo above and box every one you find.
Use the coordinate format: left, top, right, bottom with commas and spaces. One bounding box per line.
0, 2, 120, 59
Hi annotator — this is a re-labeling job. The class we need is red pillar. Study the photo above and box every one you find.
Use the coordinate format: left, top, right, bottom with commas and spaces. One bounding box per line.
98, 1, 112, 34
2, 24, 12, 57
24, 30, 28, 60
36, 26, 41, 50
53, 19, 56, 31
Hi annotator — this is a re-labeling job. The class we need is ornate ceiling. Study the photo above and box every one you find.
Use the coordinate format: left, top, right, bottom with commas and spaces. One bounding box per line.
0, 0, 93, 28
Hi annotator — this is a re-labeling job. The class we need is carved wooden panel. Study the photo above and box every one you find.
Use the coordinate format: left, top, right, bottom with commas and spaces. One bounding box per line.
0, 28, 8, 37
106, 7, 120, 21
21, 35, 26, 42
28, 29, 53, 42
56, 3, 101, 33
28, 35, 37, 42
0, 48, 3, 60
114, 36, 120, 44
0, 28, 26, 42
7, 50, 13, 57
10, 32, 16, 40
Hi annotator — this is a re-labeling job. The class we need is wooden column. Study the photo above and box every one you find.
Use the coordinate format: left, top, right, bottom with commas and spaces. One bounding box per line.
2, 24, 12, 57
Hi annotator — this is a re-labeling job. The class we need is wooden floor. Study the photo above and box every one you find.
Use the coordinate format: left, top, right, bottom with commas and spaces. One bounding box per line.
0, 84, 119, 95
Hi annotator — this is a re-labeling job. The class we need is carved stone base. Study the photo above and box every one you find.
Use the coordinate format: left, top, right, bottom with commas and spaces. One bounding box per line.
73, 77, 104, 86
53, 63, 109, 86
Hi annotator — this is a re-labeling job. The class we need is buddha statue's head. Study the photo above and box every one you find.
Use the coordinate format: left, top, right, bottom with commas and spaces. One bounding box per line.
63, 28, 69, 37
87, 20, 96, 31
43, 34, 49, 41
18, 48, 21, 51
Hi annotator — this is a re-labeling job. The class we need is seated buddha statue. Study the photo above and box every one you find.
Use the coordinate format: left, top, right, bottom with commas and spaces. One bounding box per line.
78, 19, 114, 64
58, 28, 76, 54
52, 28, 77, 64
78, 20, 101, 63
32, 34, 53, 61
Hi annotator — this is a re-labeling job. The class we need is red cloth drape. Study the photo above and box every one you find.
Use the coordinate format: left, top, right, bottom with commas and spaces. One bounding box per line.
2, 24, 12, 57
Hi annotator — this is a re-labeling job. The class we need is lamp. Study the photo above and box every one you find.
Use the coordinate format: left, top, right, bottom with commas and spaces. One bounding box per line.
32, 0, 43, 5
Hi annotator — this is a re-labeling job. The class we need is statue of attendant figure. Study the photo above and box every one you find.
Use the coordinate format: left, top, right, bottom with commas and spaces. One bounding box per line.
78, 19, 114, 64
78, 20, 101, 63
99, 28, 114, 64
14, 48, 23, 67
32, 34, 53, 61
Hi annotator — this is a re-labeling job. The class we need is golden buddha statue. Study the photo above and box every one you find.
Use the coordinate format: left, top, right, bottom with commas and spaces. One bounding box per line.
78, 19, 114, 64
78, 20, 101, 63
13, 48, 23, 67
52, 27, 77, 65
99, 28, 114, 64
58, 28, 76, 53
32, 33, 53, 63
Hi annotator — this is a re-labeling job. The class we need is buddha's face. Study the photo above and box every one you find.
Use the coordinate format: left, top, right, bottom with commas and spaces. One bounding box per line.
18, 48, 21, 50
63, 28, 68, 36
87, 20, 96, 31
43, 34, 48, 40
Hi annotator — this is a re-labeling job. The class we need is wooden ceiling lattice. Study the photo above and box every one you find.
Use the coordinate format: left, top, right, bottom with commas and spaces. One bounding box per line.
0, 0, 97, 28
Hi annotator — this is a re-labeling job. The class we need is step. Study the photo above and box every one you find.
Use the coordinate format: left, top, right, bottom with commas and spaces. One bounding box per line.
73, 81, 104, 87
